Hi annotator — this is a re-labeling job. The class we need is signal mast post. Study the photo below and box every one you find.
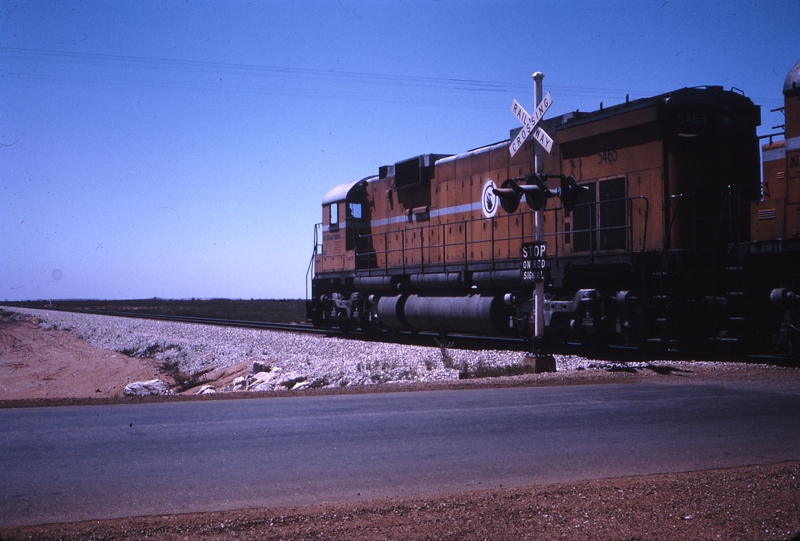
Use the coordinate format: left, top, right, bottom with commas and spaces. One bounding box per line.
528, 72, 556, 372
505, 70, 556, 370
533, 72, 546, 341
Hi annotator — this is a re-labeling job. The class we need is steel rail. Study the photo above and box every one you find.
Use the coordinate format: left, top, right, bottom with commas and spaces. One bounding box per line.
6, 305, 796, 363
10, 306, 532, 352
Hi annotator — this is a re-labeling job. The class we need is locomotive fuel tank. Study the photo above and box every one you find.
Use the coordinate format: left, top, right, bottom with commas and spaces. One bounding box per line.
376, 294, 511, 335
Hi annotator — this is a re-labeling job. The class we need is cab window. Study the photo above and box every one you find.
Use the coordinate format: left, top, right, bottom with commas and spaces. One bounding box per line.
329, 203, 339, 228
571, 177, 626, 252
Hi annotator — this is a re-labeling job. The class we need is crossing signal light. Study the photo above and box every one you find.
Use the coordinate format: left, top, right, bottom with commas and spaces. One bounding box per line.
492, 178, 523, 213
558, 175, 588, 210
493, 174, 555, 212
492, 174, 588, 213
519, 174, 555, 211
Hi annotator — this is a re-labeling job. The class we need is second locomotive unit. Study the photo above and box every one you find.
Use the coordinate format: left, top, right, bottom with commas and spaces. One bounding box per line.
308, 61, 800, 360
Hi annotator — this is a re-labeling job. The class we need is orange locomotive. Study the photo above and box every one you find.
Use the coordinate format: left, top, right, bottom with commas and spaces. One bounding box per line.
308, 60, 800, 360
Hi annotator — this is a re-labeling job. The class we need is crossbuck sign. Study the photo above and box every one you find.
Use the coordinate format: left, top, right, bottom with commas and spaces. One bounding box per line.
509, 91, 553, 157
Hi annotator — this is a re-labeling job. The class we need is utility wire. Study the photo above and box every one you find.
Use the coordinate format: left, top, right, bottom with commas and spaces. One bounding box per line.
1, 46, 659, 102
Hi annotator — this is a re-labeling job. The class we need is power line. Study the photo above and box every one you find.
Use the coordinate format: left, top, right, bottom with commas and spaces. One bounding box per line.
5, 47, 782, 113
1, 46, 660, 101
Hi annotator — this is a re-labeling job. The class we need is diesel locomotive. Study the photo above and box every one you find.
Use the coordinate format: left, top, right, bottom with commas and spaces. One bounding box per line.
307, 60, 800, 360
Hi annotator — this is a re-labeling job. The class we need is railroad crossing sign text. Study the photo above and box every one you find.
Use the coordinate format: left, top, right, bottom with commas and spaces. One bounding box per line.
510, 92, 554, 157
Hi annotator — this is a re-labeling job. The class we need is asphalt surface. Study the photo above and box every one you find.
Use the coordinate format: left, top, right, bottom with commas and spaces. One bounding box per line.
2, 379, 800, 528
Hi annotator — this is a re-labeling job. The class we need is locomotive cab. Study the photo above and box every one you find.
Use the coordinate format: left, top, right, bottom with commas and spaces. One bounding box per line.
307, 176, 375, 329
315, 175, 374, 274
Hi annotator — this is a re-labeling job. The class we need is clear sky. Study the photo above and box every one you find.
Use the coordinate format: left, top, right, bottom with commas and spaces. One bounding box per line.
1, 0, 798, 301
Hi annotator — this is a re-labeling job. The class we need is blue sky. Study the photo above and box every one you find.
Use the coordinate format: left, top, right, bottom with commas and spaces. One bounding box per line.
1, 0, 798, 301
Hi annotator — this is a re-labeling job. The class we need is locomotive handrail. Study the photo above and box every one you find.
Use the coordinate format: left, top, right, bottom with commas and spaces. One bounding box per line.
305, 248, 315, 301
351, 194, 649, 275
665, 193, 686, 249
542, 195, 650, 264
665, 189, 742, 251
305, 223, 322, 301
314, 222, 323, 255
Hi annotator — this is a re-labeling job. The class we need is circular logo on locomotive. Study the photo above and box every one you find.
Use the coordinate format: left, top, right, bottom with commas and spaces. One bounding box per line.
481, 179, 498, 218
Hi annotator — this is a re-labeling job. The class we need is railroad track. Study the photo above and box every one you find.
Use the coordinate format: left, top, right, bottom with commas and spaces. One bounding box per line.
21, 307, 533, 352
64, 309, 326, 334
7, 305, 796, 363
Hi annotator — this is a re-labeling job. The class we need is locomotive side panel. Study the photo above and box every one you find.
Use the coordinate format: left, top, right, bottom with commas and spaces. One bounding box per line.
403, 226, 422, 268
433, 173, 468, 267
367, 178, 389, 269
753, 140, 787, 240
557, 102, 664, 254
435, 144, 533, 269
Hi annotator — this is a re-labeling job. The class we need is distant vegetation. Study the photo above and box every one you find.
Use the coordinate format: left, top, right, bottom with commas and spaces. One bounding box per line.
2, 299, 308, 324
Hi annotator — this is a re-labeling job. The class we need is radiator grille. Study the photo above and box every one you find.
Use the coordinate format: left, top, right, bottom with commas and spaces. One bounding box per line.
758, 208, 777, 220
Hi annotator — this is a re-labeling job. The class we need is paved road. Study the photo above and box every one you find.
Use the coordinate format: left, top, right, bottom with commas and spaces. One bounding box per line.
2, 379, 800, 527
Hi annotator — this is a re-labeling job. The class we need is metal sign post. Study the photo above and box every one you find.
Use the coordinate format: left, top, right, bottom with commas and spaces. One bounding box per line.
532, 72, 546, 340
509, 72, 554, 346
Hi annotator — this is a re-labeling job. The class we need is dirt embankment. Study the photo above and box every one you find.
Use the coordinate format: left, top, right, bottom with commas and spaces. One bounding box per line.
0, 315, 165, 400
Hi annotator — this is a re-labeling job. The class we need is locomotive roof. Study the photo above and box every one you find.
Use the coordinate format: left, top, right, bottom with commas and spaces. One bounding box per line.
321, 175, 377, 205
555, 85, 757, 132
436, 141, 508, 165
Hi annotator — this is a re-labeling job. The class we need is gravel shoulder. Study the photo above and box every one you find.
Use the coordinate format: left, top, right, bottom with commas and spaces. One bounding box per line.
1, 307, 799, 540
3, 461, 799, 541
2, 306, 793, 405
